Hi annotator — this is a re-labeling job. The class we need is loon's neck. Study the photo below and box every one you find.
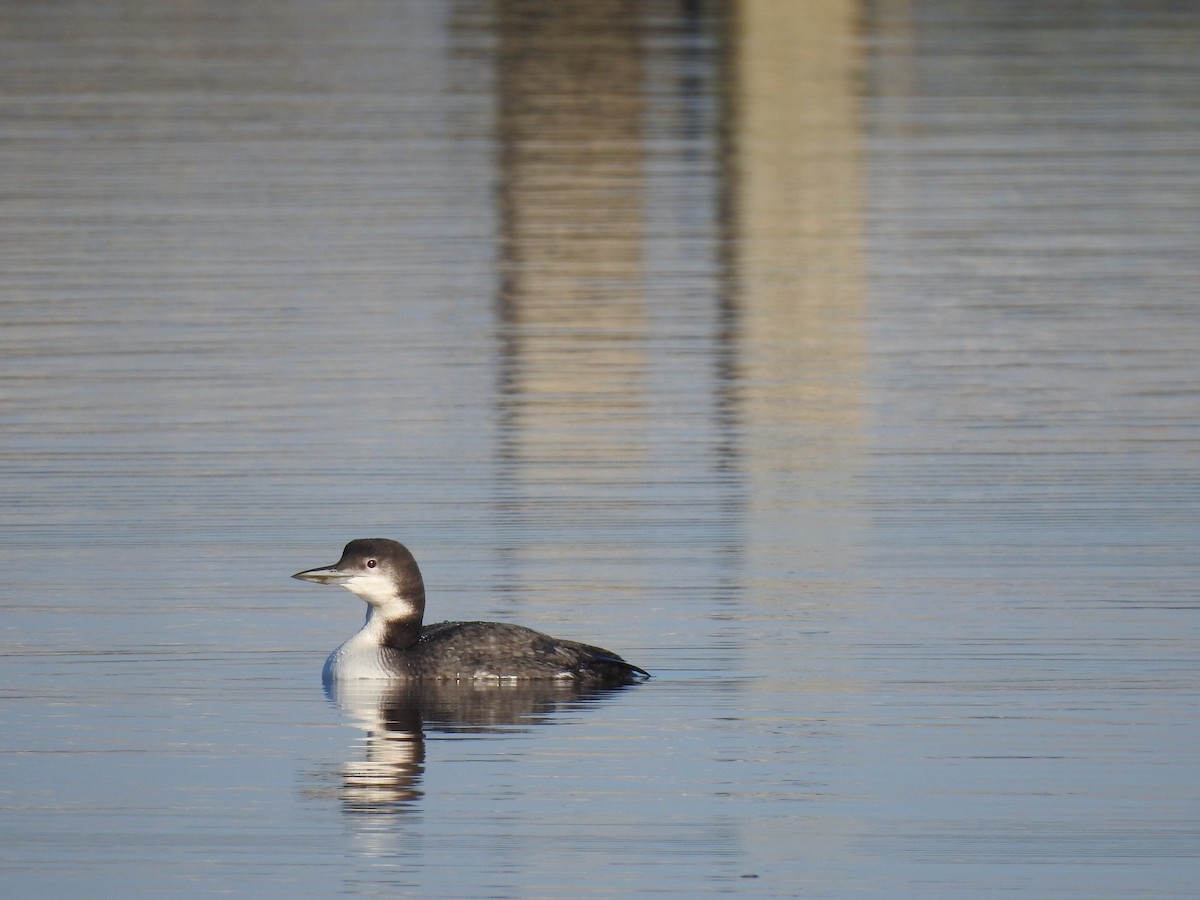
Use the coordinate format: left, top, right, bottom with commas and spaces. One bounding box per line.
361, 603, 423, 650
322, 606, 423, 682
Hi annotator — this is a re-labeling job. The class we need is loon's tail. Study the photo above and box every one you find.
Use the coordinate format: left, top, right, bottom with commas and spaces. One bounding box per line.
598, 655, 651, 682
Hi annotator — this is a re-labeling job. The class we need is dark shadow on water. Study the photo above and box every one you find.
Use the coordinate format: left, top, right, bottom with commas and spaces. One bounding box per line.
318, 679, 641, 815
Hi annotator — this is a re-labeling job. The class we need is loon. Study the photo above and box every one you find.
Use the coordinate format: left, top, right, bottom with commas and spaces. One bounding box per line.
293, 538, 650, 685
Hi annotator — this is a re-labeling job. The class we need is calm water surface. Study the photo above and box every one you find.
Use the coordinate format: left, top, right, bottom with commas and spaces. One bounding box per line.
2, 1, 1198, 897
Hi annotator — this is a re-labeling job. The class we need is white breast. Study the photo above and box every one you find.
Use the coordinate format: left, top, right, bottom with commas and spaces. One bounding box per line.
323, 627, 401, 681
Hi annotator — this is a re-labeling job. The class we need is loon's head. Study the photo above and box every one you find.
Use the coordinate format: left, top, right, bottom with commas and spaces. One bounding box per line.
293, 538, 426, 621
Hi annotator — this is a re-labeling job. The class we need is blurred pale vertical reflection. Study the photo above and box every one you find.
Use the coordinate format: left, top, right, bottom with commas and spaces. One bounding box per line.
494, 2, 648, 540
725, 0, 867, 577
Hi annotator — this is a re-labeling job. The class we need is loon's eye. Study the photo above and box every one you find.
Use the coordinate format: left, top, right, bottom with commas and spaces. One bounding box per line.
366, 559, 377, 569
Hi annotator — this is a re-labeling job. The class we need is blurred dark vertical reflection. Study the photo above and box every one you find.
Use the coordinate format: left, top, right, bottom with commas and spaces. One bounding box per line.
488, 0, 739, 629
494, 0, 648, 465
491, 0, 652, 602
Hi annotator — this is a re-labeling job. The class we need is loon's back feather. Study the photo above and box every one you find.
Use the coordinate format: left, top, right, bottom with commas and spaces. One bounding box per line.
412, 621, 650, 682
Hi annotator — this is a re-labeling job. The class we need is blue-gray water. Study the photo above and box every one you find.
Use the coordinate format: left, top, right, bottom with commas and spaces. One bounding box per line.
2, 1, 1198, 896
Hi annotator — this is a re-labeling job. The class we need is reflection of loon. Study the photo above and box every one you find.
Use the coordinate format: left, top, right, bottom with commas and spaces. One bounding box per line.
294, 538, 650, 685
326, 679, 637, 814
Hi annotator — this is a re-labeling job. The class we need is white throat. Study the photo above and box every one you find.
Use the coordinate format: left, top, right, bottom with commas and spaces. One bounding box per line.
340, 570, 418, 619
